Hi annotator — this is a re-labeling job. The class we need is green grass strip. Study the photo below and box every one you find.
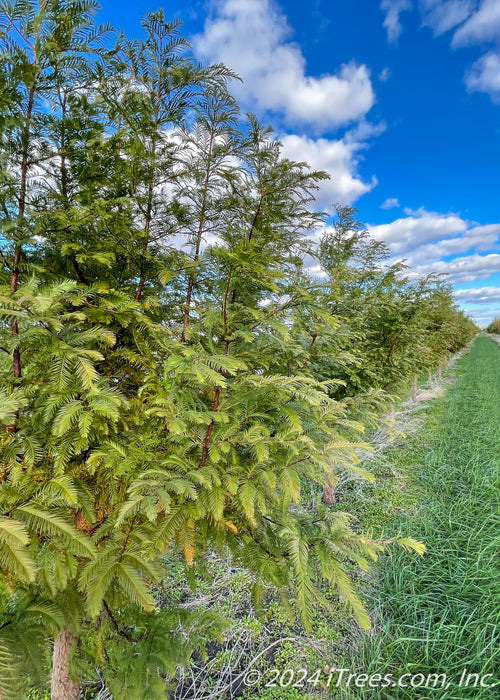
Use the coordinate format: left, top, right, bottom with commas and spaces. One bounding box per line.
341, 335, 500, 699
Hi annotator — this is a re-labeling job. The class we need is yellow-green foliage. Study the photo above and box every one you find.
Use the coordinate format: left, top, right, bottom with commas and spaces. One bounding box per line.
0, 2, 477, 697
487, 317, 500, 334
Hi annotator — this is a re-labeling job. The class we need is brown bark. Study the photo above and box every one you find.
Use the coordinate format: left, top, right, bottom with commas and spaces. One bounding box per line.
181, 275, 195, 340
69, 251, 88, 285
134, 274, 145, 301
51, 629, 79, 700
248, 194, 263, 242
10, 82, 32, 383
5, 80, 35, 432
9, 248, 21, 390
134, 168, 154, 302
322, 479, 337, 505
301, 332, 318, 371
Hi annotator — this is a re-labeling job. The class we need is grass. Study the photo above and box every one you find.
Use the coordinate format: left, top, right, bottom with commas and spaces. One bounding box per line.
339, 334, 500, 699
140, 335, 498, 700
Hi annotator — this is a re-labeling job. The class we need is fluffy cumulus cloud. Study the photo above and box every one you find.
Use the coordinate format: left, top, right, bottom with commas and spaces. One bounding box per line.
452, 0, 500, 45
367, 208, 500, 283
454, 286, 500, 304
405, 223, 500, 264
280, 133, 378, 208
193, 0, 382, 211
368, 208, 468, 255
411, 253, 500, 283
194, 0, 375, 131
454, 285, 500, 326
452, 0, 500, 101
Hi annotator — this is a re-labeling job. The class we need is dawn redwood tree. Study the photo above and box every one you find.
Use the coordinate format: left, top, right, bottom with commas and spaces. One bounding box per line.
487, 317, 500, 334
315, 206, 475, 398
0, 2, 235, 697
175, 89, 242, 340
0, 4, 473, 699
310, 206, 477, 501
0, 3, 114, 693
0, 0, 114, 424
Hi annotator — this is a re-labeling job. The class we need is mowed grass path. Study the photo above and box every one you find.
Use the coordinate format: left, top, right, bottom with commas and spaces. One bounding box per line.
344, 335, 500, 699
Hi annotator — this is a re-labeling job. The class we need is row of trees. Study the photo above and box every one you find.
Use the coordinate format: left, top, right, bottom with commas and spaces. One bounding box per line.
487, 318, 500, 333
0, 1, 477, 698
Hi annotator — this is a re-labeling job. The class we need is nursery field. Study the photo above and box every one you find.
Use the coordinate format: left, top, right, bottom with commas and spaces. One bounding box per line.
169, 335, 500, 700
0, 3, 488, 698
339, 334, 500, 699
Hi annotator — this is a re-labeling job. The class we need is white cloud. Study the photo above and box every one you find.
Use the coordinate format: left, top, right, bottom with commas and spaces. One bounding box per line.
459, 302, 499, 325
369, 208, 500, 258
380, 1, 477, 40
452, 0, 500, 45
453, 1, 500, 102
367, 208, 500, 290
381, 0, 413, 43
465, 51, 500, 101
280, 133, 378, 208
420, 0, 476, 36
381, 197, 400, 209
378, 67, 392, 81
419, 1, 500, 103
380, 1, 500, 103
306, 263, 328, 279
470, 310, 500, 324
400, 222, 500, 265
308, 207, 500, 319
411, 253, 500, 283
194, 0, 375, 131
368, 208, 468, 254
454, 286, 500, 304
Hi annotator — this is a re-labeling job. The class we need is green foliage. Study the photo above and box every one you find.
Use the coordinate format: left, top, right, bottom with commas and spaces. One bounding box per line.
311, 205, 478, 402
0, 1, 478, 697
486, 317, 500, 334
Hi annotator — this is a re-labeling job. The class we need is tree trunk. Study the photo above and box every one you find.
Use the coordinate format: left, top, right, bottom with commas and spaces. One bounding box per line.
182, 131, 214, 341
51, 629, 79, 700
6, 77, 36, 433
322, 480, 337, 505
412, 375, 418, 402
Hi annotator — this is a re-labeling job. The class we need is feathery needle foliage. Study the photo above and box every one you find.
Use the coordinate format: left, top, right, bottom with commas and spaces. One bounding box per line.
0, 1, 477, 697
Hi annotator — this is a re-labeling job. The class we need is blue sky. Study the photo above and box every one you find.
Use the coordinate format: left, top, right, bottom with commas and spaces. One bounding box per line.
99, 0, 500, 325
